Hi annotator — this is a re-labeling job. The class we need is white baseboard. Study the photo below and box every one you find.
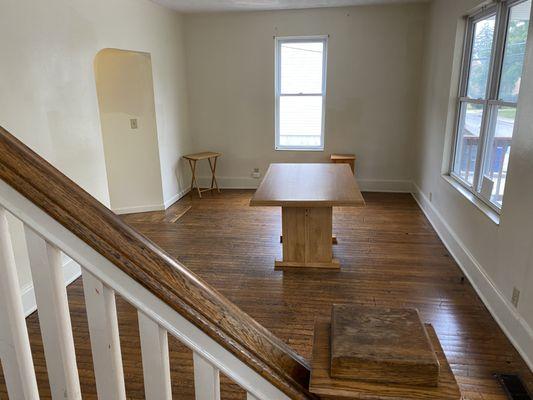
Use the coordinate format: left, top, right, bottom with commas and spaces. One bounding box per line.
163, 187, 190, 209
357, 179, 413, 193
198, 176, 414, 192
113, 203, 165, 215
22, 258, 82, 317
412, 183, 533, 371
112, 188, 191, 215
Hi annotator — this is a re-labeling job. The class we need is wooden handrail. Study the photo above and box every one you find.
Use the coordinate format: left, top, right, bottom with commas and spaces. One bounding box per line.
0, 126, 316, 400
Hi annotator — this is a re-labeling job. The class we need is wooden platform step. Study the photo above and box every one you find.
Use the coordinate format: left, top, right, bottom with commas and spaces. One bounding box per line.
309, 305, 461, 399
330, 305, 440, 386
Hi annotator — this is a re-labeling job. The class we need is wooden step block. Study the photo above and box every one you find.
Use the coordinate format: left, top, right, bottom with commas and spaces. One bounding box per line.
310, 321, 461, 400
330, 305, 440, 386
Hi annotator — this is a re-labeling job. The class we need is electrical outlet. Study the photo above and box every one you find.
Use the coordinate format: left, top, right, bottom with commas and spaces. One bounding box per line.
511, 287, 520, 308
130, 118, 138, 129
429, 192, 433, 202
252, 168, 261, 179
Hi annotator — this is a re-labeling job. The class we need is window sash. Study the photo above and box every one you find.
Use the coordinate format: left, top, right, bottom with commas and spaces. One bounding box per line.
451, 0, 529, 212
275, 36, 328, 151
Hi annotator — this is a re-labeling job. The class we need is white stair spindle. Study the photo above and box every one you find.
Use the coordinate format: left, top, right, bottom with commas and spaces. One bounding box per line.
82, 269, 126, 400
24, 226, 82, 399
138, 311, 172, 400
193, 352, 221, 400
0, 208, 39, 399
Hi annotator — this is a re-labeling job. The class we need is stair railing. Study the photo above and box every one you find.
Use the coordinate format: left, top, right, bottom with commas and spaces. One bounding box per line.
0, 126, 315, 400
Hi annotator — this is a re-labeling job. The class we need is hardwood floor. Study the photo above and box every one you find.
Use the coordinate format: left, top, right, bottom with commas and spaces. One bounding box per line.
1, 190, 531, 399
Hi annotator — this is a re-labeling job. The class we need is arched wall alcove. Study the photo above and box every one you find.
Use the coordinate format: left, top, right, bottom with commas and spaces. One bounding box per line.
94, 48, 164, 214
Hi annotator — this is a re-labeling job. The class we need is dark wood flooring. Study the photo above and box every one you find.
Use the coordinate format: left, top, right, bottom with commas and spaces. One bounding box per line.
1, 191, 531, 399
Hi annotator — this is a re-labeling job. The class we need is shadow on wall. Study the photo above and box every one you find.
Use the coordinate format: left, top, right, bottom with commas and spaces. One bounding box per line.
94, 48, 165, 214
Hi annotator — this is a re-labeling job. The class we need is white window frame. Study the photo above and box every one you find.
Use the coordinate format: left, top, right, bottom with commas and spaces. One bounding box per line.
450, 0, 530, 212
274, 35, 328, 151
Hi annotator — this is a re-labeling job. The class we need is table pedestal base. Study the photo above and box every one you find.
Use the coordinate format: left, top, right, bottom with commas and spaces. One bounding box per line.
277, 206, 339, 270
280, 235, 338, 245
275, 259, 340, 270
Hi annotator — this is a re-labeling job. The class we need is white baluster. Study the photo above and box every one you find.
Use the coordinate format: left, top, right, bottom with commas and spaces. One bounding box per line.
138, 311, 172, 400
82, 269, 126, 400
193, 352, 221, 400
0, 208, 39, 399
24, 226, 82, 399
247, 393, 260, 400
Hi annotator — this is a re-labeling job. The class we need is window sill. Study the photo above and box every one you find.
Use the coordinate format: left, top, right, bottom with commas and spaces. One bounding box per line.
441, 175, 500, 225
274, 147, 324, 152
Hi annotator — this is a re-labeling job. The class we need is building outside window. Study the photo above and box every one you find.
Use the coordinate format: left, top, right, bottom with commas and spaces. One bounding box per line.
451, 0, 531, 210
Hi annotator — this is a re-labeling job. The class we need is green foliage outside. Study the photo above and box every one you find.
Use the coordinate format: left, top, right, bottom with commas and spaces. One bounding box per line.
500, 18, 529, 102
467, 12, 530, 103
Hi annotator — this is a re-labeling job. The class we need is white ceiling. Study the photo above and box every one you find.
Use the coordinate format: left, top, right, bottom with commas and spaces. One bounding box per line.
152, 0, 428, 13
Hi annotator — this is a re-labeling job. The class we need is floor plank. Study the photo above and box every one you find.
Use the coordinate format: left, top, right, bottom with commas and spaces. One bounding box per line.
0, 191, 531, 399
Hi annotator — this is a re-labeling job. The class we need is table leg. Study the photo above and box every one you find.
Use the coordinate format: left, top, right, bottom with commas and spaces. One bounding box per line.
188, 159, 194, 198
188, 159, 202, 199
275, 207, 339, 270
208, 156, 220, 193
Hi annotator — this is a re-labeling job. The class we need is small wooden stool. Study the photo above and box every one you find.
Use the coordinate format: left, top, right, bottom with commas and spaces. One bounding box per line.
183, 151, 221, 198
331, 154, 356, 174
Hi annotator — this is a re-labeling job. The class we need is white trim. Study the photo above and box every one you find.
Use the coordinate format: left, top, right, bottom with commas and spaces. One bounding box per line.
82, 270, 126, 399
442, 175, 500, 224
112, 188, 191, 214
138, 311, 172, 400
450, 1, 527, 211
22, 258, 81, 317
274, 35, 328, 152
412, 183, 533, 371
163, 187, 190, 209
274, 35, 330, 41
112, 204, 165, 215
23, 229, 82, 399
198, 176, 414, 193
20, 282, 36, 318
0, 208, 40, 398
193, 352, 221, 400
0, 179, 290, 400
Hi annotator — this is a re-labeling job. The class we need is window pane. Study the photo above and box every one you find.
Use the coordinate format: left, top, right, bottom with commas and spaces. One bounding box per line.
499, 0, 531, 102
279, 96, 323, 147
466, 15, 496, 99
480, 106, 515, 207
280, 41, 324, 94
453, 102, 484, 185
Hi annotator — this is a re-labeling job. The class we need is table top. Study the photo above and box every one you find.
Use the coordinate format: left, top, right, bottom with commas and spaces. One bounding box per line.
330, 154, 356, 161
249, 163, 365, 207
183, 151, 221, 161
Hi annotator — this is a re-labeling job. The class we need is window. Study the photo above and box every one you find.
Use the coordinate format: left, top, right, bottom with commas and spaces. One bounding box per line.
275, 36, 328, 151
451, 0, 531, 210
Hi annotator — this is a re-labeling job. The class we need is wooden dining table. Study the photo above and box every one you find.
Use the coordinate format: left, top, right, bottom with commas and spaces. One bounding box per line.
250, 163, 365, 269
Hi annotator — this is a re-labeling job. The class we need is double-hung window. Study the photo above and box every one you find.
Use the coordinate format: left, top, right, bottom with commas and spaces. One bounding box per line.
452, 0, 531, 210
275, 36, 328, 151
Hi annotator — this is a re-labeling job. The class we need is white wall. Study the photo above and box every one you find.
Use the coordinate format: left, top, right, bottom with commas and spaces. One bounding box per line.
183, 4, 428, 191
95, 49, 165, 213
413, 0, 533, 368
0, 0, 191, 292
2, 0, 532, 370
